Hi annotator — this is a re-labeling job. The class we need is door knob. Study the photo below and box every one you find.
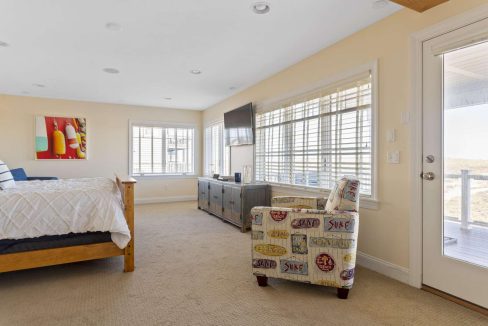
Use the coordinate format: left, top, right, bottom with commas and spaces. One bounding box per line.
421, 172, 435, 181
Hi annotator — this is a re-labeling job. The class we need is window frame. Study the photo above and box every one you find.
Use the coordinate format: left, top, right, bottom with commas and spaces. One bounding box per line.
204, 120, 230, 176
129, 120, 197, 178
254, 61, 378, 205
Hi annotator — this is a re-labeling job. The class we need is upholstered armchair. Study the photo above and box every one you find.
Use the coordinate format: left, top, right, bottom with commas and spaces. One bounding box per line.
250, 176, 360, 299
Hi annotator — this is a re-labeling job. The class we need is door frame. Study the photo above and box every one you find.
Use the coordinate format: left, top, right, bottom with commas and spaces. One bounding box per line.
409, 3, 488, 288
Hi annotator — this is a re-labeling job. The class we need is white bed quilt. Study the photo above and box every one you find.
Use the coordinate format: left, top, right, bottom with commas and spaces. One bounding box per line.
0, 177, 130, 249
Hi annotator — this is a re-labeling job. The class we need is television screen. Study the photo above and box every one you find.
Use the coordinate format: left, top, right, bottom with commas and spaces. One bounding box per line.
224, 103, 254, 146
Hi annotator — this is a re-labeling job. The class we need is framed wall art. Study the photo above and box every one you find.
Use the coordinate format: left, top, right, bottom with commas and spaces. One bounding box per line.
35, 116, 87, 160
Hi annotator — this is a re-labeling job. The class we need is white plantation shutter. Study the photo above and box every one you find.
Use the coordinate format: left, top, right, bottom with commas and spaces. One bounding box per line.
131, 124, 195, 176
204, 122, 230, 176
255, 73, 373, 196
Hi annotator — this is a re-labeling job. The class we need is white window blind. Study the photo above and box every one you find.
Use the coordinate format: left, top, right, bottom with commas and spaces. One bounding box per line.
131, 124, 195, 176
204, 122, 230, 176
255, 73, 373, 196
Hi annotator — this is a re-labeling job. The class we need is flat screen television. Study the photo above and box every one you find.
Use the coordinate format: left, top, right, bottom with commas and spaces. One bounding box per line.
224, 103, 254, 146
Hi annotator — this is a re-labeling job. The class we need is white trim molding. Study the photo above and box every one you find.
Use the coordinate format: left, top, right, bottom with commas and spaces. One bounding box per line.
409, 3, 488, 289
135, 195, 198, 205
357, 251, 410, 285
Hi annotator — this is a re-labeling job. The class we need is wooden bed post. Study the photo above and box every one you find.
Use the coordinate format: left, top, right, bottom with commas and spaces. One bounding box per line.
116, 175, 137, 273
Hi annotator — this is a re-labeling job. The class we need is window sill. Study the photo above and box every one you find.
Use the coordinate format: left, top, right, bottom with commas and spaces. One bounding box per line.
261, 182, 379, 210
131, 174, 198, 180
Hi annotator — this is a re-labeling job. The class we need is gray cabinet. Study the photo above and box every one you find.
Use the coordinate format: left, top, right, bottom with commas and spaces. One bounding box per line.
198, 177, 270, 232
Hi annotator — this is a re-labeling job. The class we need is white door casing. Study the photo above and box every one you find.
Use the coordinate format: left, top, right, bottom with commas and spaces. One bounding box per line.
422, 18, 488, 308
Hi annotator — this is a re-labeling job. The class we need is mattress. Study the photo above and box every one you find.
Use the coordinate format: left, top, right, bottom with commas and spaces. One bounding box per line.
0, 232, 112, 255
0, 177, 130, 249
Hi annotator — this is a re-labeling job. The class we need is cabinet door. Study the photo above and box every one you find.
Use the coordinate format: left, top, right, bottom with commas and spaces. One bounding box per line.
209, 182, 223, 217
230, 187, 242, 225
198, 180, 209, 210
222, 185, 233, 221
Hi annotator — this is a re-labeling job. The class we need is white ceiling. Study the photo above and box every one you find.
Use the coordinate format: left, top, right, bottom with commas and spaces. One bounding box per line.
0, 0, 401, 110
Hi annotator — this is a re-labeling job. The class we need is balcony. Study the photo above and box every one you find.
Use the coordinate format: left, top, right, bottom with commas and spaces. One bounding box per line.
444, 169, 488, 268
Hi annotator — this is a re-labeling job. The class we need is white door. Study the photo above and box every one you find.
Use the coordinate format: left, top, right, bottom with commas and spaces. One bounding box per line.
423, 18, 488, 308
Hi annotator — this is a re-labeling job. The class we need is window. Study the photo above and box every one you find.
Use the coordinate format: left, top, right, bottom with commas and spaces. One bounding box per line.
204, 122, 230, 176
255, 72, 374, 196
131, 123, 195, 176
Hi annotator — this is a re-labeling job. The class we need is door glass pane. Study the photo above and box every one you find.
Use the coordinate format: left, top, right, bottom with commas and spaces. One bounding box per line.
443, 41, 488, 268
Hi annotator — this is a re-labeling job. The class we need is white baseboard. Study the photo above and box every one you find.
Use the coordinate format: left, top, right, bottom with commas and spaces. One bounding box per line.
356, 251, 410, 285
135, 195, 197, 205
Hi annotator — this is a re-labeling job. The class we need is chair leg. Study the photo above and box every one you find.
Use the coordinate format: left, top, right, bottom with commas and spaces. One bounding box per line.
337, 288, 349, 299
256, 275, 268, 287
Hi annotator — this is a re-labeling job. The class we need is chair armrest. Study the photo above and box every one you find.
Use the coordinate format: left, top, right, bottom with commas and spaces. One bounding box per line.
27, 176, 58, 181
251, 206, 358, 234
271, 196, 326, 209
252, 206, 357, 218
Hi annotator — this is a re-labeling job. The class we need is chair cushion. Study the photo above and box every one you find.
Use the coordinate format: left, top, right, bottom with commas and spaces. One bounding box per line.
325, 176, 360, 212
0, 161, 16, 189
10, 168, 28, 181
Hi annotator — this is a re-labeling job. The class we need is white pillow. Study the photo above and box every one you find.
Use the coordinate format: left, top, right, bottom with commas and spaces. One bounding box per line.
0, 160, 16, 190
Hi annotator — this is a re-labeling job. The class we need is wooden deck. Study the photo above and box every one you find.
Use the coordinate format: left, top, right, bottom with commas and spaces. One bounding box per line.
444, 220, 488, 268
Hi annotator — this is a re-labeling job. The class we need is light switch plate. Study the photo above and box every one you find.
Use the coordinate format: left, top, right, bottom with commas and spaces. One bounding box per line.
401, 112, 410, 124
386, 129, 397, 143
387, 150, 400, 164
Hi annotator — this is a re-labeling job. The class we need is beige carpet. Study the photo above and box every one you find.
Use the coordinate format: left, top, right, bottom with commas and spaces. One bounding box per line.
0, 202, 486, 326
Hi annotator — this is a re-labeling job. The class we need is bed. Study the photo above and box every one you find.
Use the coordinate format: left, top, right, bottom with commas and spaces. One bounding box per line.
0, 175, 136, 273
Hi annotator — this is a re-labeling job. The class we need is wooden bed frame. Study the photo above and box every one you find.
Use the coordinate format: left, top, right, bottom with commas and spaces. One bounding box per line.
0, 175, 136, 273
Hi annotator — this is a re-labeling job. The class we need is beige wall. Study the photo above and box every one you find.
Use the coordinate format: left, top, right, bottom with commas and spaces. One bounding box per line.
203, 0, 488, 269
0, 95, 202, 201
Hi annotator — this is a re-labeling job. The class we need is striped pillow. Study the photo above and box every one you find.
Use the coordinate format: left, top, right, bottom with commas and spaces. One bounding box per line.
0, 160, 16, 190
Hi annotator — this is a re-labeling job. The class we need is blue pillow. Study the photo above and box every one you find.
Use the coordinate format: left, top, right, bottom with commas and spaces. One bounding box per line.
10, 168, 28, 181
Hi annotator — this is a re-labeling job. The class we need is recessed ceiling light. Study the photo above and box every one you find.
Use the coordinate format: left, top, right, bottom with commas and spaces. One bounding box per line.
372, 0, 389, 9
105, 22, 122, 31
32, 83, 45, 88
103, 68, 120, 74
164, 97, 172, 100
229, 86, 237, 90
0, 41, 9, 47
190, 69, 202, 75
252, 1, 271, 14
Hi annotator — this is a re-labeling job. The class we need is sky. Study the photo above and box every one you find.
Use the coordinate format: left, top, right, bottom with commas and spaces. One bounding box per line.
445, 103, 488, 160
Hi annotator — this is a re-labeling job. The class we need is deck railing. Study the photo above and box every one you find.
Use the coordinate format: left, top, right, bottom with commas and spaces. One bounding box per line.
445, 169, 488, 230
